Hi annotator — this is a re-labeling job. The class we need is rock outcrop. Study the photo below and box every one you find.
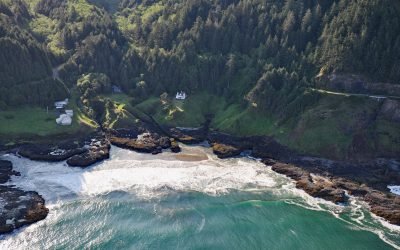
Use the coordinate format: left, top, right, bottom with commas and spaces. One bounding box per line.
212, 143, 241, 159
16, 133, 111, 168
18, 144, 87, 162
0, 160, 48, 234
170, 139, 181, 153
67, 137, 110, 168
0, 160, 20, 184
168, 128, 204, 144
270, 162, 347, 203
109, 132, 170, 154
268, 161, 400, 225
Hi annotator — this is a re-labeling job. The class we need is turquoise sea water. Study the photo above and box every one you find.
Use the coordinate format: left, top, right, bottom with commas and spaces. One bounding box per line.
1, 145, 399, 249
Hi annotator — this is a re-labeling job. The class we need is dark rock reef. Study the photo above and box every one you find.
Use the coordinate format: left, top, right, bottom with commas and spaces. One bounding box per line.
67, 137, 111, 168
270, 162, 347, 203
0, 160, 20, 184
212, 143, 241, 159
268, 161, 400, 225
0, 160, 48, 234
205, 129, 400, 225
18, 143, 87, 162
16, 133, 111, 168
109, 129, 180, 154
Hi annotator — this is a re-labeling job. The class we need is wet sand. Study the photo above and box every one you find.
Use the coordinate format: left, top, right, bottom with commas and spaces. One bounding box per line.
174, 154, 208, 161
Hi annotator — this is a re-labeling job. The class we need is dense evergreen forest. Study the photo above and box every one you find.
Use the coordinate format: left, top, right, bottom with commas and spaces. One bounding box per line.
0, 0, 399, 159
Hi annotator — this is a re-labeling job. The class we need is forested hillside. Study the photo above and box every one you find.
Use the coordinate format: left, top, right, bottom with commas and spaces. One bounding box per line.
0, 1, 67, 107
0, 0, 399, 159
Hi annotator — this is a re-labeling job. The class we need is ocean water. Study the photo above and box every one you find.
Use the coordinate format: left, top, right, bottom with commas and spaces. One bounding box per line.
0, 145, 399, 249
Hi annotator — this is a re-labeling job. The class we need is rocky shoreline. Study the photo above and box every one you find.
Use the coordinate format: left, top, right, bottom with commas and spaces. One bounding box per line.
169, 127, 400, 226
0, 160, 48, 234
1, 123, 399, 233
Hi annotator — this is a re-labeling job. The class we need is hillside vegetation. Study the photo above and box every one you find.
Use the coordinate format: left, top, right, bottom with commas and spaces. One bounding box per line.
0, 0, 399, 159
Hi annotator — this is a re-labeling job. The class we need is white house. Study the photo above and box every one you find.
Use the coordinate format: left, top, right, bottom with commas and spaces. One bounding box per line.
56, 114, 72, 126
112, 85, 122, 93
65, 110, 74, 117
176, 91, 187, 100
54, 98, 69, 109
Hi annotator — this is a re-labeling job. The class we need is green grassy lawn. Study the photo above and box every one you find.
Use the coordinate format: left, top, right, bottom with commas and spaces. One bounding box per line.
375, 119, 400, 155
0, 107, 82, 137
213, 106, 287, 137
0, 90, 97, 142
133, 92, 286, 137
100, 93, 142, 129
135, 93, 228, 127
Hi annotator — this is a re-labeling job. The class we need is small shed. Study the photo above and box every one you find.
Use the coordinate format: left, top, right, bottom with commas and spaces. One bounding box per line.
55, 98, 69, 109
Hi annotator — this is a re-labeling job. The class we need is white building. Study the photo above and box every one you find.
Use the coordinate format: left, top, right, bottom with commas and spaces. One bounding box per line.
176, 91, 187, 100
65, 110, 74, 117
56, 114, 72, 126
112, 85, 122, 93
54, 98, 69, 109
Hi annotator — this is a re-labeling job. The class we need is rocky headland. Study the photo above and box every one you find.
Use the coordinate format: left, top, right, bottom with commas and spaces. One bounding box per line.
0, 160, 48, 234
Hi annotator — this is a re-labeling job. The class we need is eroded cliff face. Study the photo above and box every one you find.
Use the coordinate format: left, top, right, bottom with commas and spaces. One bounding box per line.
316, 73, 400, 97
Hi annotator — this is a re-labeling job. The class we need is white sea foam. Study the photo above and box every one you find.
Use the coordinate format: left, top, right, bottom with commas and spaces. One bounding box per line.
388, 185, 400, 195
3, 146, 279, 201
2, 145, 400, 249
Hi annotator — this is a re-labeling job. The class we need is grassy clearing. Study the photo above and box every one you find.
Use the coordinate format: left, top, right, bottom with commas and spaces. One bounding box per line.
133, 92, 285, 137
0, 89, 98, 142
0, 107, 81, 137
135, 93, 228, 127
100, 93, 141, 129
213, 106, 285, 137
376, 119, 400, 153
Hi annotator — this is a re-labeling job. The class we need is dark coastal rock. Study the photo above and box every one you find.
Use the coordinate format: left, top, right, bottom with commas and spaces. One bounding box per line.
0, 186, 48, 234
107, 128, 141, 139
208, 132, 295, 161
272, 163, 348, 203
159, 137, 171, 149
67, 138, 110, 168
0, 160, 19, 184
208, 132, 250, 148
168, 128, 204, 144
270, 162, 400, 225
212, 143, 242, 159
109, 133, 171, 154
152, 147, 163, 155
170, 140, 181, 153
334, 178, 369, 196
16, 133, 112, 168
251, 136, 295, 160
370, 207, 400, 225
0, 160, 48, 234
110, 136, 157, 153
364, 191, 400, 225
18, 144, 87, 162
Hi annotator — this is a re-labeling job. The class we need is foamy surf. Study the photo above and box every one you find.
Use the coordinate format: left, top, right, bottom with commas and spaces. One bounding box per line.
1, 144, 399, 249
4, 146, 280, 201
